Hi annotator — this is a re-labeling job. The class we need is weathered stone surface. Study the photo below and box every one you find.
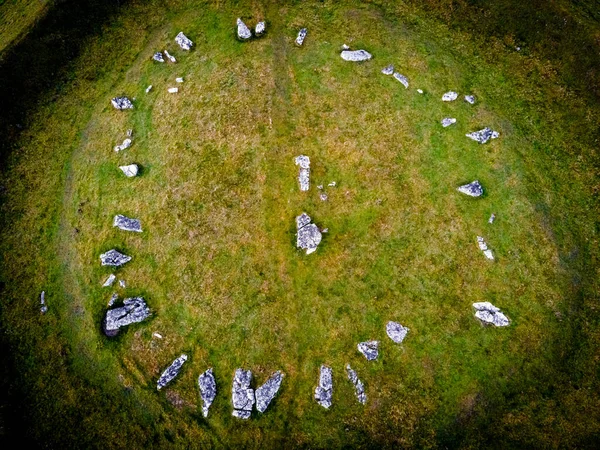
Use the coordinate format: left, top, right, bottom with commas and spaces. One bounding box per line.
164, 50, 176, 62
100, 249, 131, 267
119, 164, 139, 177
314, 365, 332, 409
103, 297, 150, 337
381, 64, 394, 75
113, 214, 142, 232
473, 302, 509, 327
296, 213, 322, 255
236, 18, 252, 40
386, 321, 409, 343
168, 87, 178, 94
466, 127, 499, 144
393, 72, 409, 88
346, 364, 366, 404
294, 155, 310, 191
232, 368, 254, 419
198, 368, 217, 418
357, 341, 379, 361
157, 354, 188, 390
111, 97, 133, 110
175, 31, 193, 50
465, 95, 476, 104
442, 91, 458, 101
457, 180, 484, 197
442, 118, 456, 127
255, 371, 284, 413
296, 28, 307, 46
340, 49, 372, 61
114, 138, 132, 152
488, 213, 496, 224
255, 21, 266, 36
103, 274, 116, 287
153, 52, 165, 62
477, 236, 494, 260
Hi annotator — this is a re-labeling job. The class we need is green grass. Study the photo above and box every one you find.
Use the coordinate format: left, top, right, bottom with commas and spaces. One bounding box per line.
0, 0, 50, 54
1, 0, 599, 447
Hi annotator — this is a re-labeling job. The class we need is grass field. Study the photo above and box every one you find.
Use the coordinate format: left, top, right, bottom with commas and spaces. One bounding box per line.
1, 0, 599, 447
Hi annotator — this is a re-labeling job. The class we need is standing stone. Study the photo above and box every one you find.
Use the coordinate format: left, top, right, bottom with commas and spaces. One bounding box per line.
232, 369, 254, 419
386, 321, 409, 343
340, 49, 372, 62
295, 28, 307, 46
441, 118, 457, 127
381, 64, 394, 75
255, 371, 284, 413
457, 180, 484, 197
346, 364, 366, 404
198, 368, 217, 418
314, 365, 332, 409
100, 249, 131, 267
465, 95, 476, 104
466, 127, 500, 144
157, 354, 188, 390
113, 214, 142, 232
294, 155, 310, 191
102, 273, 116, 287
111, 97, 133, 110
175, 32, 193, 50
255, 21, 266, 36
442, 91, 458, 101
153, 52, 165, 62
296, 213, 322, 255
357, 341, 379, 361
473, 302, 510, 327
236, 18, 252, 40
119, 164, 139, 177
393, 73, 409, 88
103, 297, 151, 336
164, 50, 176, 63
114, 138, 132, 152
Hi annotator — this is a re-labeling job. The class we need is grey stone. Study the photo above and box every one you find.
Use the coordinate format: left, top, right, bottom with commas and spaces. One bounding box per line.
232, 368, 254, 419
40, 305, 48, 314
153, 51, 165, 62
314, 365, 332, 409
113, 214, 142, 232
119, 164, 139, 177
157, 354, 188, 390
145, 85, 153, 93
386, 321, 409, 343
346, 364, 366, 404
296, 213, 322, 255
111, 97, 133, 110
417, 89, 424, 94
100, 249, 132, 267
255, 21, 266, 36
473, 302, 509, 327
294, 155, 310, 191
168, 87, 178, 94
103, 297, 151, 336
488, 213, 496, 224
126, 129, 133, 137
119, 279, 126, 288
255, 371, 284, 413
319, 192, 328, 202
466, 127, 499, 144
175, 32, 193, 50
328, 181, 337, 187
176, 77, 184, 83
341, 44, 350, 50
357, 341, 379, 361
442, 91, 458, 101
114, 138, 132, 152
465, 95, 476, 104
317, 184, 323, 190
198, 368, 217, 418
102, 274, 116, 287
457, 180, 483, 197
236, 18, 252, 40
164, 50, 176, 63
477, 236, 494, 260
340, 49, 372, 62
40, 291, 47, 314
441, 118, 456, 127
296, 28, 307, 46
393, 72, 409, 88
381, 64, 394, 75
107, 292, 118, 307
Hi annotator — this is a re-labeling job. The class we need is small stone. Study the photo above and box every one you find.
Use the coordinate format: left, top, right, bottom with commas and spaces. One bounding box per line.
236, 18, 252, 41
442, 91, 458, 101
381, 64, 394, 75
119, 164, 139, 177
457, 180, 484, 197
386, 321, 409, 343
357, 341, 379, 361
483, 249, 494, 260
466, 127, 500, 144
164, 50, 176, 63
40, 291, 45, 305
168, 87, 179, 94
296, 213, 322, 255
103, 297, 150, 336
294, 155, 310, 191
175, 77, 184, 83
153, 332, 162, 339
295, 28, 307, 46
145, 85, 153, 93
319, 192, 328, 201
340, 49, 372, 62
100, 249, 131, 267
255, 21, 266, 36
126, 129, 133, 137
113, 214, 142, 232
157, 354, 188, 390
346, 364, 366, 404
114, 138, 132, 152
40, 305, 48, 314
198, 368, 217, 418
321, 228, 328, 233
314, 365, 332, 409
103, 274, 116, 287
417, 89, 424, 94
111, 97, 133, 110
255, 371, 284, 413
477, 236, 494, 260
441, 118, 457, 127
488, 213, 496, 224
317, 185, 323, 190
393, 72, 409, 88
153, 51, 165, 62
465, 95, 476, 104
119, 279, 126, 288
473, 302, 509, 327
341, 44, 350, 50
328, 181, 336, 187
107, 292, 118, 307
175, 31, 193, 50
232, 368, 254, 419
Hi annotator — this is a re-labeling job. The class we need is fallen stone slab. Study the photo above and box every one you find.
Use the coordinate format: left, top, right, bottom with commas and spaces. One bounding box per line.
237, 18, 252, 40
340, 49, 372, 62
477, 236, 494, 260
168, 87, 179, 94
357, 341, 379, 361
473, 302, 509, 327
346, 364, 366, 404
296, 28, 307, 46
113, 214, 142, 232
114, 138, 132, 152
457, 180, 484, 197
381, 64, 394, 75
314, 365, 332, 409
176, 77, 184, 83
157, 354, 188, 390
153, 51, 165, 62
386, 321, 409, 343
393, 72, 409, 88
466, 127, 499, 144
255, 371, 284, 413
296, 213, 322, 255
442, 118, 456, 127
198, 368, 217, 418
232, 368, 254, 419
164, 50, 176, 63
294, 155, 310, 191
119, 164, 139, 177
442, 91, 458, 102
103, 297, 150, 337
465, 95, 476, 104
255, 21, 266, 36
175, 31, 193, 50
100, 249, 131, 267
111, 97, 133, 110
102, 273, 116, 287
